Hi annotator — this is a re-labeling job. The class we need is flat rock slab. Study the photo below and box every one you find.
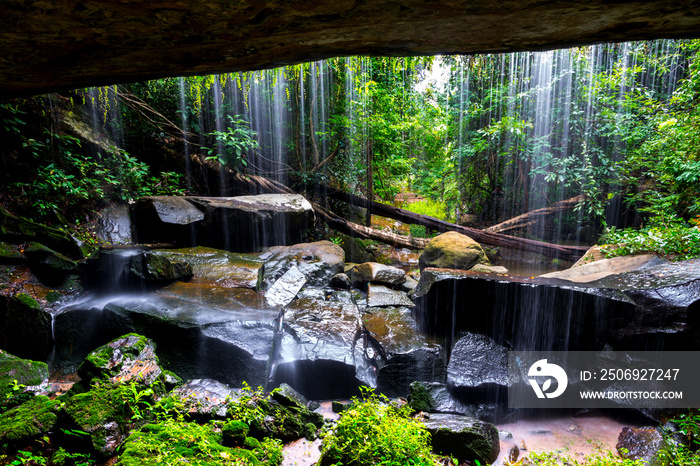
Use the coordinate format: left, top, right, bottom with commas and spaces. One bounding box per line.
153, 247, 264, 290
347, 262, 406, 287
260, 240, 344, 288
366, 284, 414, 307
133, 194, 314, 252
540, 254, 661, 283
266, 265, 306, 308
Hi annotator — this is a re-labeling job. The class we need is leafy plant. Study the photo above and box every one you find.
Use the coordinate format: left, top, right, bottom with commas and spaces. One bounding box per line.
203, 115, 259, 172
599, 217, 700, 260
319, 386, 438, 466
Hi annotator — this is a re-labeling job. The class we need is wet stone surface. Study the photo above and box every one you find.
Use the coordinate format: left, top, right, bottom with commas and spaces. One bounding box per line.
366, 284, 414, 307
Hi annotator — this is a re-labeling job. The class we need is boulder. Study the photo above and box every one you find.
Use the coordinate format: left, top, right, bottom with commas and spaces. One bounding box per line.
362, 306, 445, 398
0, 395, 58, 445
414, 267, 636, 351
0, 242, 25, 265
421, 413, 500, 464
366, 284, 414, 307
418, 231, 490, 271
4, 293, 52, 361
23, 241, 78, 286
61, 385, 132, 458
271, 383, 310, 409
94, 203, 132, 245
78, 334, 164, 387
347, 262, 406, 287
408, 381, 494, 419
0, 350, 49, 401
170, 378, 236, 419
132, 196, 204, 245
265, 265, 307, 307
0, 207, 85, 260
82, 249, 192, 292
133, 194, 315, 252
447, 333, 510, 391
152, 247, 264, 290
260, 240, 344, 288
470, 263, 509, 274
329, 273, 351, 290
616, 426, 668, 466
271, 297, 371, 399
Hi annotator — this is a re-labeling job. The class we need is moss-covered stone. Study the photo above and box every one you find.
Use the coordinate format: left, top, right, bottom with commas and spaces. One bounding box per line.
0, 350, 49, 401
6, 293, 52, 361
222, 420, 249, 446
117, 420, 282, 465
23, 241, 78, 286
61, 385, 132, 457
0, 242, 25, 265
418, 231, 490, 271
0, 395, 58, 445
408, 381, 435, 413
130, 252, 193, 284
0, 207, 85, 260
235, 397, 324, 441
77, 334, 164, 389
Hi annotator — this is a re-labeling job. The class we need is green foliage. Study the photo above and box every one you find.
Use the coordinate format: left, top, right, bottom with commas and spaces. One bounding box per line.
516, 448, 647, 466
598, 217, 700, 260
203, 115, 259, 172
402, 199, 449, 221
659, 413, 700, 465
319, 386, 438, 466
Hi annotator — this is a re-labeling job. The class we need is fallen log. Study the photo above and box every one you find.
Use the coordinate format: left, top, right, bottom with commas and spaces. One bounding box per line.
303, 182, 588, 261
486, 195, 584, 235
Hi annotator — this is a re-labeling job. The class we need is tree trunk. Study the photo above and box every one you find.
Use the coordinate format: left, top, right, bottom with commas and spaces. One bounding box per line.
486, 195, 584, 235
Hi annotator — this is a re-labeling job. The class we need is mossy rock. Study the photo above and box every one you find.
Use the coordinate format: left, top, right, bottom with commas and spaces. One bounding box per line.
418, 231, 490, 271
77, 334, 164, 389
0, 207, 85, 260
24, 241, 79, 286
129, 252, 193, 285
0, 350, 49, 401
117, 420, 282, 465
222, 420, 249, 446
6, 293, 52, 361
240, 397, 324, 441
0, 242, 26, 265
0, 395, 58, 445
61, 385, 132, 457
408, 381, 435, 413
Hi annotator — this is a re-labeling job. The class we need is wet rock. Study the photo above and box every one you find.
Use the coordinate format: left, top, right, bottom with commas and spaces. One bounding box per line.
329, 273, 351, 290
266, 265, 306, 307
418, 231, 490, 271
24, 241, 78, 286
616, 426, 668, 466
414, 267, 636, 351
366, 284, 414, 307
271, 297, 370, 399
55, 293, 277, 385
0, 395, 58, 446
153, 247, 264, 290
447, 333, 510, 391
260, 240, 344, 288
243, 392, 324, 441
62, 385, 132, 458
271, 383, 309, 409
94, 203, 132, 245
4, 293, 52, 361
408, 382, 493, 419
421, 413, 500, 464
347, 262, 406, 288
0, 207, 85, 260
401, 275, 419, 293
363, 306, 445, 397
191, 194, 315, 252
132, 196, 204, 245
129, 251, 193, 284
0, 350, 49, 400
0, 242, 25, 265
78, 334, 164, 387
170, 378, 236, 419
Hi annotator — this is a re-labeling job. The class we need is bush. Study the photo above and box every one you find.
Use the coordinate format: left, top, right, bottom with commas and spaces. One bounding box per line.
402, 199, 448, 221
599, 219, 700, 260
319, 387, 437, 466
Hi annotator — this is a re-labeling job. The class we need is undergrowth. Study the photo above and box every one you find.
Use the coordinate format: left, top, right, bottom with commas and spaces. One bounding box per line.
599, 217, 700, 260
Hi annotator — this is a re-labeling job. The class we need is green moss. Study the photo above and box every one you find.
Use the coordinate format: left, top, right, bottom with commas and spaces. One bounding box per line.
408, 381, 435, 413
0, 242, 25, 265
117, 420, 281, 465
0, 395, 58, 444
243, 436, 261, 450
222, 420, 249, 446
0, 351, 48, 400
78, 333, 158, 386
